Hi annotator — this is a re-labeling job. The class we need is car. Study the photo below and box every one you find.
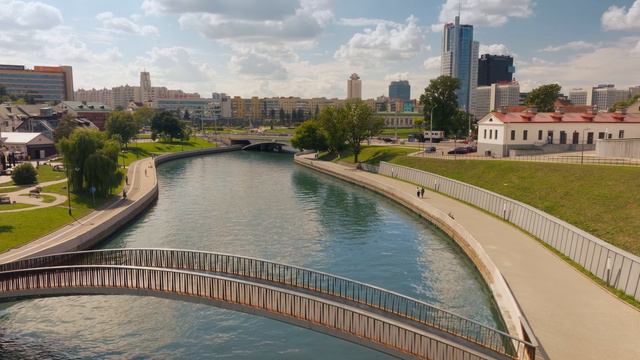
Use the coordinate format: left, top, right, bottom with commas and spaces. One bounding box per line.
382, 137, 394, 143
468, 146, 477, 153
424, 146, 436, 153
448, 147, 470, 155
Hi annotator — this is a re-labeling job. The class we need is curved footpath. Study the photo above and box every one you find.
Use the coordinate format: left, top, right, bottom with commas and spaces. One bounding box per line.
294, 154, 640, 360
0, 146, 240, 265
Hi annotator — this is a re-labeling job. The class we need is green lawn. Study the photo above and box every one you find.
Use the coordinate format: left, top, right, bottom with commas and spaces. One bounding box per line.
3, 164, 66, 188
0, 186, 18, 194
321, 145, 417, 165
388, 156, 640, 257
122, 137, 216, 165
380, 128, 422, 137
0, 203, 35, 211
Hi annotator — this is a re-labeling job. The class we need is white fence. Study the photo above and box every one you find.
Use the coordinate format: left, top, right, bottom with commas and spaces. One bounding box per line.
375, 162, 640, 302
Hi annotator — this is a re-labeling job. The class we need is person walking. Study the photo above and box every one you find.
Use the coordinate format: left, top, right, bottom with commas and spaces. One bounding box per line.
416, 187, 420, 198
122, 188, 127, 200
420, 187, 425, 198
125, 175, 129, 185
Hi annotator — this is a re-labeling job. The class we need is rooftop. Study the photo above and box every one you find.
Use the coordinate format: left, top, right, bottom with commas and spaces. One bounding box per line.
1, 132, 43, 144
486, 110, 640, 124
61, 101, 112, 112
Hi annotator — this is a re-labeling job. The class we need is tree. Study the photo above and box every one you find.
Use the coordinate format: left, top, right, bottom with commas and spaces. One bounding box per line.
526, 84, 561, 112
180, 124, 192, 141
342, 100, 377, 163
297, 108, 305, 123
318, 106, 347, 154
11, 163, 37, 185
183, 109, 191, 120
413, 118, 424, 129
364, 115, 385, 145
133, 107, 154, 127
609, 94, 640, 112
58, 128, 116, 194
151, 110, 184, 141
106, 111, 138, 148
314, 105, 320, 118
419, 76, 460, 136
269, 108, 276, 120
291, 119, 328, 151
54, 114, 78, 142
279, 108, 285, 125
83, 140, 122, 198
291, 110, 298, 124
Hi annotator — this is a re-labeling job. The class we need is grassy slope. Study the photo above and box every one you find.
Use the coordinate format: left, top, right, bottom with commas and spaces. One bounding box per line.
321, 145, 417, 164
122, 138, 215, 165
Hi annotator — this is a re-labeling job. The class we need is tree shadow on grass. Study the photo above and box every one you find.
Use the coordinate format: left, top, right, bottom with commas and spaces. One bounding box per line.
0, 225, 15, 233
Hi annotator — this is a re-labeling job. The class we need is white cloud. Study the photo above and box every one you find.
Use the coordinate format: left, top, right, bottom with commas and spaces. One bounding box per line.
423, 56, 441, 70
0, 0, 62, 30
602, 0, 640, 31
142, 0, 299, 20
228, 48, 288, 80
135, 47, 215, 84
479, 43, 510, 55
334, 15, 426, 65
338, 17, 399, 27
540, 41, 598, 52
432, 0, 533, 31
96, 12, 159, 36
384, 72, 410, 81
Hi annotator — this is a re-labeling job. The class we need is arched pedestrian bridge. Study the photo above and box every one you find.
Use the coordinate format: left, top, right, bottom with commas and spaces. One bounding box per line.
0, 249, 536, 360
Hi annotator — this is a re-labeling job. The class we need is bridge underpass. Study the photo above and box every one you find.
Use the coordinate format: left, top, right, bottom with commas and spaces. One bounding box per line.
0, 249, 536, 360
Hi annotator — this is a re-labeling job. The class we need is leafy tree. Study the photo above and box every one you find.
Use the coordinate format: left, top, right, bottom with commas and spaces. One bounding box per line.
180, 124, 192, 141
526, 84, 561, 112
83, 140, 122, 197
58, 128, 117, 194
364, 115, 385, 145
183, 109, 191, 120
450, 110, 471, 138
342, 100, 377, 163
413, 118, 424, 129
291, 110, 298, 124
314, 105, 320, 118
106, 111, 138, 148
269, 108, 276, 120
609, 94, 640, 112
151, 110, 184, 141
318, 106, 347, 154
291, 120, 328, 151
11, 163, 37, 185
419, 76, 460, 136
133, 107, 155, 127
297, 108, 305, 123
54, 114, 78, 142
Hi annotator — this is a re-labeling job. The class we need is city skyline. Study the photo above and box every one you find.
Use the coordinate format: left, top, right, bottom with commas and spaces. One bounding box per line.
1, 0, 639, 100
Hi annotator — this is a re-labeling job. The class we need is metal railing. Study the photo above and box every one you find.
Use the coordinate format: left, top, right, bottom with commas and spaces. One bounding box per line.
0, 265, 492, 360
413, 153, 640, 167
0, 248, 534, 359
377, 162, 640, 302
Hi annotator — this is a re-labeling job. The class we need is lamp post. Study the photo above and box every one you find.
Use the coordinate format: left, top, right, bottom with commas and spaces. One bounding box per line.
430, 104, 438, 147
581, 127, 591, 165
66, 165, 72, 216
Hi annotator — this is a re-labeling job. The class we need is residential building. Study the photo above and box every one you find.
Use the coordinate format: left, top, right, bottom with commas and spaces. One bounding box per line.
389, 80, 410, 102
629, 86, 640, 98
472, 81, 520, 119
378, 112, 422, 128
0, 132, 56, 159
140, 71, 152, 103
152, 98, 212, 119
57, 101, 113, 130
75, 88, 113, 107
569, 85, 630, 111
477, 54, 514, 86
347, 73, 362, 100
0, 64, 73, 102
441, 16, 479, 112
112, 85, 139, 109
0, 104, 61, 134
477, 109, 640, 157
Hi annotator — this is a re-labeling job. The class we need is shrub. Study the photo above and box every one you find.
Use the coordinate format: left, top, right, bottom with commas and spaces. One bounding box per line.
11, 163, 38, 185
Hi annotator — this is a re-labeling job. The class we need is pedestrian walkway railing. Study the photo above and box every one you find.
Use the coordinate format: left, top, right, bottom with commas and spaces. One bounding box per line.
412, 153, 640, 167
375, 161, 640, 303
0, 265, 492, 360
1, 248, 535, 359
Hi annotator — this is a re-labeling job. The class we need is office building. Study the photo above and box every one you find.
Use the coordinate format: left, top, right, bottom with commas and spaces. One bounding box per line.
389, 80, 410, 102
140, 71, 152, 103
347, 73, 362, 100
477, 54, 514, 86
441, 16, 479, 112
472, 82, 520, 119
569, 85, 630, 111
0, 64, 73, 102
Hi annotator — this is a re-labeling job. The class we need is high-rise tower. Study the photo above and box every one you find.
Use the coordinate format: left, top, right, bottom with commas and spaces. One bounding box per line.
441, 16, 479, 112
347, 73, 362, 100
140, 71, 152, 103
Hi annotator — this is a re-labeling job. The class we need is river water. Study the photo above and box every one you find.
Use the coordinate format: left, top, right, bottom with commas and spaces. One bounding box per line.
0, 151, 502, 359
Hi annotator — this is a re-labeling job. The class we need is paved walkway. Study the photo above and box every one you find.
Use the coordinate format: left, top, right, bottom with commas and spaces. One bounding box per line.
299, 156, 640, 360
0, 179, 68, 213
0, 158, 157, 264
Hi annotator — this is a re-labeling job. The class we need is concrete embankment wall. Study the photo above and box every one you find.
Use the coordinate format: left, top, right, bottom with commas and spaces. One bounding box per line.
596, 138, 640, 159
293, 155, 533, 347
36, 146, 242, 255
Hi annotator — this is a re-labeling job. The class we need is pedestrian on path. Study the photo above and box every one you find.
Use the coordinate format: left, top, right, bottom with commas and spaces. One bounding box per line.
123, 188, 127, 200
145, 169, 147, 177
125, 175, 129, 185
420, 187, 425, 198
416, 187, 420, 198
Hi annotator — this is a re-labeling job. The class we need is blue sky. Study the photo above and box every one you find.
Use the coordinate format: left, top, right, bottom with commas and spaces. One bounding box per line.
1, 0, 639, 99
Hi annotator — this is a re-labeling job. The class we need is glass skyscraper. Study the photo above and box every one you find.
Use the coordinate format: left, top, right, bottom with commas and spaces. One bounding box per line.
441, 16, 479, 112
389, 80, 410, 102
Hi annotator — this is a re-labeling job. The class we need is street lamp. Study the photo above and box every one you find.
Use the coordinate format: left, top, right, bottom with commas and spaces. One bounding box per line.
430, 104, 438, 147
581, 127, 591, 165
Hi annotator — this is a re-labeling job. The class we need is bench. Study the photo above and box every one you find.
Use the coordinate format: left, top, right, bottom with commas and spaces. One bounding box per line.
29, 186, 42, 198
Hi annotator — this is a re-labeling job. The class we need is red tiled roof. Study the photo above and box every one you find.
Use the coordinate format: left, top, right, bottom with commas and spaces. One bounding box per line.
490, 112, 640, 123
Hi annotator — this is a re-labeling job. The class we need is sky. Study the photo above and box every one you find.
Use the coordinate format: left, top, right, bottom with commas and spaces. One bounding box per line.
1, 0, 639, 100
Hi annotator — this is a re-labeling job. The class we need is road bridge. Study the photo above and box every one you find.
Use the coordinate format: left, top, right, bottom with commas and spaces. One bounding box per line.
0, 249, 536, 360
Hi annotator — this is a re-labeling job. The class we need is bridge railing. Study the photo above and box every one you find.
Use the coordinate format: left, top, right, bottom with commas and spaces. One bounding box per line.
0, 265, 491, 360
1, 249, 534, 358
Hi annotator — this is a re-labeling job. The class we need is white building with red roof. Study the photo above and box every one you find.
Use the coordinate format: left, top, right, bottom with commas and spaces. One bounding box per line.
477, 108, 640, 157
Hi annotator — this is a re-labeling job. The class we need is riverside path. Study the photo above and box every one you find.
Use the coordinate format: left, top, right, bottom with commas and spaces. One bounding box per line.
296, 154, 640, 360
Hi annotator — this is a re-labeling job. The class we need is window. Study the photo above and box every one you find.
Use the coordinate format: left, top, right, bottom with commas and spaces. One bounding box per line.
523, 130, 528, 141
489, 129, 493, 139
619, 130, 624, 139
510, 130, 515, 140
538, 130, 543, 141
494, 130, 499, 140
598, 132, 605, 139
484, 129, 487, 139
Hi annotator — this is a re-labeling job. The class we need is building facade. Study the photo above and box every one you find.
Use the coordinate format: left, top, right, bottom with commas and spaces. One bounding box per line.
347, 73, 362, 100
477, 109, 640, 157
569, 85, 630, 111
0, 64, 73, 102
472, 82, 520, 119
1, 132, 57, 159
153, 98, 213, 119
388, 80, 410, 102
441, 16, 479, 112
140, 71, 152, 104
75, 88, 113, 107
379, 112, 421, 128
477, 54, 514, 86
57, 101, 113, 130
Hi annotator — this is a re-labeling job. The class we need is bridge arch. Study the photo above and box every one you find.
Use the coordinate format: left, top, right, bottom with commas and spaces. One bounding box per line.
242, 141, 286, 152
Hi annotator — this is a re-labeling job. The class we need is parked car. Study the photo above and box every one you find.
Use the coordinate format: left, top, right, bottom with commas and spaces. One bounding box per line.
468, 146, 477, 153
424, 146, 436, 153
448, 147, 470, 155
382, 137, 394, 143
